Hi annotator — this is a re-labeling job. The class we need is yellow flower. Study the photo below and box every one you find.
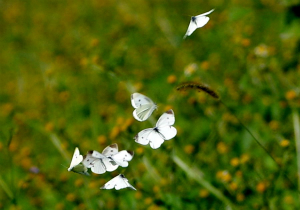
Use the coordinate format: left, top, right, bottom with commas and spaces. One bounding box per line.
256, 182, 267, 193
217, 142, 228, 154
199, 189, 209, 198
90, 38, 99, 47
241, 38, 251, 47
280, 139, 290, 147
97, 135, 107, 145
147, 205, 160, 210
1, 103, 14, 117
184, 145, 195, 154
80, 58, 88, 67
75, 179, 84, 187
55, 203, 65, 210
144, 197, 153, 205
269, 120, 279, 131
59, 91, 70, 102
235, 170, 243, 178
285, 90, 297, 100
167, 75, 177, 84
216, 170, 232, 182
135, 147, 144, 155
200, 61, 209, 70
284, 195, 294, 204
240, 154, 250, 164
45, 122, 54, 132
230, 158, 240, 167
153, 185, 160, 193
229, 182, 238, 191
110, 126, 120, 139
66, 193, 76, 202
236, 193, 245, 202
135, 191, 142, 199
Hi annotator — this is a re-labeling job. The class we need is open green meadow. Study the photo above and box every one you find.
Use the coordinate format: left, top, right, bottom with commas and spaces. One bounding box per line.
1, 0, 300, 209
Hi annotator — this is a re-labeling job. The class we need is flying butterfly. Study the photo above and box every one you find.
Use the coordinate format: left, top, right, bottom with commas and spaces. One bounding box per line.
131, 93, 157, 121
68, 147, 89, 176
183, 9, 214, 39
100, 174, 136, 190
134, 109, 177, 149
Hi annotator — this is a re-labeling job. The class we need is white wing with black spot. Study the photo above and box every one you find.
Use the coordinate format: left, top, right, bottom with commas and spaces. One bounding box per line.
100, 174, 136, 190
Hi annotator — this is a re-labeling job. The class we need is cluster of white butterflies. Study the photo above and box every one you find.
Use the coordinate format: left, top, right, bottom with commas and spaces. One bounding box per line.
67, 92, 177, 190
184, 9, 214, 39
68, 144, 135, 190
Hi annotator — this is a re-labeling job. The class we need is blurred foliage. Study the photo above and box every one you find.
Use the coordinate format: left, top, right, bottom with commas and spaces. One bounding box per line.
1, 0, 300, 209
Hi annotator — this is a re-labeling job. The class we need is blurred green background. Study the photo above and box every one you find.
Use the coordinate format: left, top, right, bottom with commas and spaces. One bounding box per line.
1, 0, 300, 209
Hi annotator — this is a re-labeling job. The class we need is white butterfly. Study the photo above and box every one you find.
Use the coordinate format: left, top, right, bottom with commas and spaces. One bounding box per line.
82, 144, 134, 174
131, 93, 157, 121
183, 9, 214, 39
134, 109, 177, 149
100, 174, 136, 190
68, 147, 89, 176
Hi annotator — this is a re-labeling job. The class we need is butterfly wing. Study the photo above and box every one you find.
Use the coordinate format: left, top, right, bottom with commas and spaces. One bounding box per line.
195, 9, 214, 17
68, 147, 83, 171
131, 93, 154, 108
102, 143, 118, 157
102, 158, 119, 172
194, 16, 210, 28
90, 159, 106, 174
148, 131, 165, 149
82, 152, 97, 168
111, 150, 134, 167
134, 128, 153, 145
133, 104, 157, 122
157, 125, 177, 141
90, 150, 107, 159
131, 93, 157, 121
156, 109, 175, 127
101, 174, 136, 190
184, 19, 198, 38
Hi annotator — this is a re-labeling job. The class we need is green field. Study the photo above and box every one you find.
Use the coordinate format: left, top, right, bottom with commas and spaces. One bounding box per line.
1, 0, 300, 209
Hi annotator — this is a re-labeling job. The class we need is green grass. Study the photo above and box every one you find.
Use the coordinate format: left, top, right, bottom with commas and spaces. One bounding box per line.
1, 0, 300, 209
